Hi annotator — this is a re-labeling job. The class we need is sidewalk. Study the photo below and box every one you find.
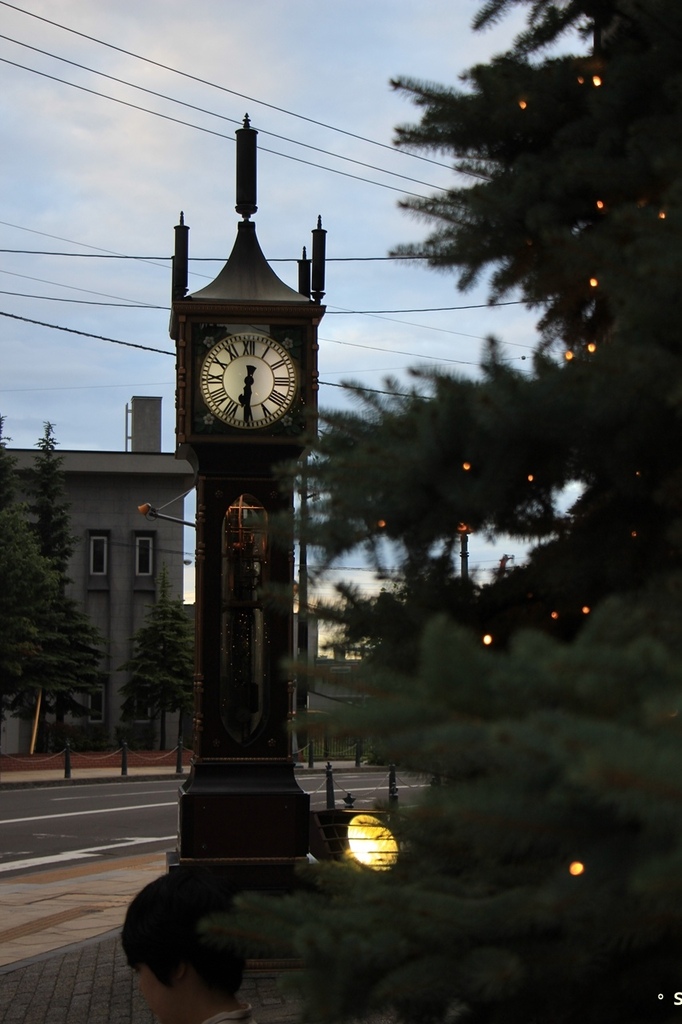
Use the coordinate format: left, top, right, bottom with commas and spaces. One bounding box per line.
0, 853, 307, 1024
0, 763, 393, 1024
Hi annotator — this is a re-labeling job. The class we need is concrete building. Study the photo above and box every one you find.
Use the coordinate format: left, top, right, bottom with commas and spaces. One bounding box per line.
3, 398, 194, 754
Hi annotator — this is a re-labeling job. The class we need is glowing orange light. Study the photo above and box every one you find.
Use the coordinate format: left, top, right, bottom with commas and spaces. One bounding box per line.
659, 210, 667, 220
589, 277, 599, 287
551, 611, 559, 620
518, 99, 528, 109
527, 474, 534, 482
569, 861, 585, 876
577, 75, 585, 84
565, 350, 574, 362
596, 200, 605, 210
482, 634, 493, 646
582, 606, 591, 615
587, 342, 597, 353
377, 519, 387, 529
631, 530, 638, 538
462, 462, 472, 471
592, 75, 602, 86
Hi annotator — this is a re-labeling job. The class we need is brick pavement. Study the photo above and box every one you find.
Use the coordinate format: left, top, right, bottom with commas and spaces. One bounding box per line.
0, 934, 304, 1024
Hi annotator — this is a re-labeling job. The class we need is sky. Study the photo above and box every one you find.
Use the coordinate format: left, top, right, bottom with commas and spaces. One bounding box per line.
0, 0, 549, 602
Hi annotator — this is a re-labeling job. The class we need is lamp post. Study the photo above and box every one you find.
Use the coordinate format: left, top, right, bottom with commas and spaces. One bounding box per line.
457, 523, 470, 579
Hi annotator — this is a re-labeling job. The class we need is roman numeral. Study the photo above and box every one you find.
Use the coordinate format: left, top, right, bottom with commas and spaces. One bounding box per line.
241, 337, 256, 356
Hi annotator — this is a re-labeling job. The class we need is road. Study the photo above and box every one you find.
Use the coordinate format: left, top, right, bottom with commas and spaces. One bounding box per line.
0, 768, 427, 878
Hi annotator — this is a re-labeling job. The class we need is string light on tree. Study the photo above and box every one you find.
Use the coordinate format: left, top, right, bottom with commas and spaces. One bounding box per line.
569, 861, 586, 876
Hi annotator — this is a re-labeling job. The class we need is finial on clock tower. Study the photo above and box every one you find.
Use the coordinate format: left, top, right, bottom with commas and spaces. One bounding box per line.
172, 210, 189, 301
235, 113, 258, 220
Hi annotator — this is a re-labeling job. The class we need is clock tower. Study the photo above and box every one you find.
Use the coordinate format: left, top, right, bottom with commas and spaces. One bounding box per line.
169, 116, 326, 890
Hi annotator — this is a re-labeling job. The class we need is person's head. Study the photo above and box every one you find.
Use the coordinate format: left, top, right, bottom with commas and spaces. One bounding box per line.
121, 866, 244, 995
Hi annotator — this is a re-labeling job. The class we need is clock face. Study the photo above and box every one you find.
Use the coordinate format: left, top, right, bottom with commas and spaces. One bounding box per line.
199, 332, 298, 429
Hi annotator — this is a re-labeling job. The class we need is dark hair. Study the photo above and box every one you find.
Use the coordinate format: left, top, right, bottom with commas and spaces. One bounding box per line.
121, 866, 244, 992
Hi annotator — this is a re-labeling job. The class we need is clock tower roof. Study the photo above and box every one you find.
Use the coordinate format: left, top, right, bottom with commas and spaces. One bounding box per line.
188, 219, 309, 305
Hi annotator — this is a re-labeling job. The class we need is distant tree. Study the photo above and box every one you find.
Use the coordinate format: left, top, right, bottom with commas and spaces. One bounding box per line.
118, 564, 194, 749
0, 418, 57, 723
11, 423, 106, 750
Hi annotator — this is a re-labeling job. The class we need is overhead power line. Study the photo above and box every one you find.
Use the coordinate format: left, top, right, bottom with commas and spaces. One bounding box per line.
0, 32, 451, 195
0, 310, 174, 355
0, 1, 466, 176
0, 55, 436, 200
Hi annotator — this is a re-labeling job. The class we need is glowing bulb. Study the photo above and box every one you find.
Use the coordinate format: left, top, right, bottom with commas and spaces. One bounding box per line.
565, 350, 574, 362
582, 606, 591, 615
589, 277, 599, 287
527, 473, 534, 482
551, 611, 559, 620
569, 861, 585, 876
518, 99, 527, 109
587, 342, 597, 353
482, 634, 493, 646
577, 76, 585, 84
631, 530, 638, 538
592, 75, 602, 86
346, 815, 398, 870
596, 200, 605, 210
377, 519, 386, 529
659, 210, 667, 220
462, 462, 471, 471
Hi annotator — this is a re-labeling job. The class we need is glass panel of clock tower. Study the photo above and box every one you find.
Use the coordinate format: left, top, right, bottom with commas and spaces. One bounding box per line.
221, 495, 268, 744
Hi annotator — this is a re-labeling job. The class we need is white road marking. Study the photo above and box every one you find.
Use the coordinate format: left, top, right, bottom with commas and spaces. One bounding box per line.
51, 787, 177, 802
0, 836, 175, 874
0, 801, 176, 826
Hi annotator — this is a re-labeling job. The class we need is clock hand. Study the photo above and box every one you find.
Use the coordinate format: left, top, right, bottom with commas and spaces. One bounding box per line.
238, 365, 256, 423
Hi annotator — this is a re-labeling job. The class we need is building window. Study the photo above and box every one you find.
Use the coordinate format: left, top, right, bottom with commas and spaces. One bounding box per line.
88, 686, 104, 723
136, 535, 154, 576
90, 534, 108, 575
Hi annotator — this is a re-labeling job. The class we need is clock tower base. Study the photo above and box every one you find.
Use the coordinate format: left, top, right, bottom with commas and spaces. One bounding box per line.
174, 761, 310, 891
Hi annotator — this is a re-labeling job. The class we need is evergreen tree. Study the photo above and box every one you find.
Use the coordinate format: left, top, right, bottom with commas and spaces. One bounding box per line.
0, 418, 56, 722
12, 423, 106, 749
118, 564, 194, 749
209, 4, 682, 1023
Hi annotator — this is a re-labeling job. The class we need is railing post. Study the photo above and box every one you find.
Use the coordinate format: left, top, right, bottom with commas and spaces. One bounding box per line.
325, 761, 335, 809
388, 763, 398, 804
64, 740, 72, 780
175, 737, 184, 774
121, 740, 128, 777
308, 739, 314, 768
355, 738, 363, 768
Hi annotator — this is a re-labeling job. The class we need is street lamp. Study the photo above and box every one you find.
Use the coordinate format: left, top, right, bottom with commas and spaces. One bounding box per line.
310, 810, 399, 870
